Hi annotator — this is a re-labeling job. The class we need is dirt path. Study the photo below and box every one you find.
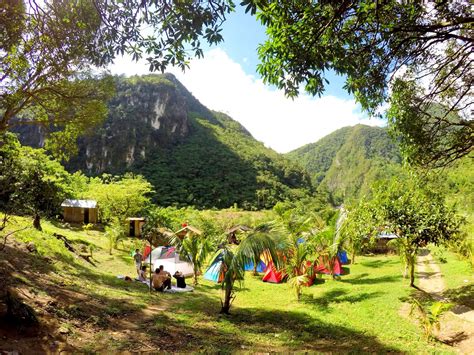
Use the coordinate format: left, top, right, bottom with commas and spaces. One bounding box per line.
416, 250, 474, 353
416, 249, 445, 298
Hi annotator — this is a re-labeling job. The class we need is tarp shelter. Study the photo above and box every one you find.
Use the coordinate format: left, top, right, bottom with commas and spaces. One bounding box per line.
175, 225, 202, 239
127, 217, 145, 237
145, 246, 194, 277
204, 251, 225, 283
262, 262, 286, 283
61, 199, 98, 224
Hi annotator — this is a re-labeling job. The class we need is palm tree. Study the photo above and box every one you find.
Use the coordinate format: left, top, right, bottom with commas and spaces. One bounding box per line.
217, 223, 280, 314
170, 232, 213, 286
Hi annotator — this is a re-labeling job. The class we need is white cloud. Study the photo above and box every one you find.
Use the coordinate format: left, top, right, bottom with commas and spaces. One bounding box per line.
109, 49, 385, 153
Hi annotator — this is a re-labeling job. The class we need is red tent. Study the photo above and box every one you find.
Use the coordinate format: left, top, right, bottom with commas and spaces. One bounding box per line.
142, 245, 152, 261
262, 262, 286, 283
314, 256, 343, 276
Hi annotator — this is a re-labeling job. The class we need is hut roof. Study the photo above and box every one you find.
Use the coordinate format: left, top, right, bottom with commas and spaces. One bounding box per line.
226, 225, 252, 234
175, 225, 202, 236
376, 233, 399, 239
61, 199, 97, 208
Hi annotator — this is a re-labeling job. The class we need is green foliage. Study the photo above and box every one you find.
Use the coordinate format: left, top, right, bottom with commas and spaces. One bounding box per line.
287, 125, 401, 204
217, 228, 281, 314
247, 0, 472, 167
0, 133, 74, 226
84, 173, 153, 223
387, 80, 473, 167
353, 170, 463, 286
410, 299, 452, 341
169, 233, 214, 286
105, 218, 127, 255
64, 75, 312, 210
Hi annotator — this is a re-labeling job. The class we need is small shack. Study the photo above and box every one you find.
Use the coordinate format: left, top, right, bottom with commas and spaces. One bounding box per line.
373, 233, 398, 253
226, 225, 251, 245
175, 225, 202, 239
61, 199, 98, 224
127, 217, 145, 237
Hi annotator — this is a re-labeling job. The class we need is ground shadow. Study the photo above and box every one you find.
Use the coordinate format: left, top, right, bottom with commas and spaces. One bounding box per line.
219, 307, 402, 352
358, 259, 397, 268
443, 284, 474, 309
340, 274, 402, 285
301, 288, 384, 311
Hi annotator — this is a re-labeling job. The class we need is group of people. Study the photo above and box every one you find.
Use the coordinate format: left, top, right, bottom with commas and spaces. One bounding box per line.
133, 249, 186, 291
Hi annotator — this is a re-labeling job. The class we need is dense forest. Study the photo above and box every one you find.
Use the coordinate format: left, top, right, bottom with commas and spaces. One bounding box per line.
286, 125, 401, 204
16, 74, 312, 210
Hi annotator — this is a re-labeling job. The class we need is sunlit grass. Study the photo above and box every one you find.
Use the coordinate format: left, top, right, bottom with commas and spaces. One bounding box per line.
4, 215, 462, 352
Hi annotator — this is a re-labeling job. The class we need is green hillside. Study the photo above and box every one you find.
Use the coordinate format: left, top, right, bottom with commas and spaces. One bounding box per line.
19, 74, 312, 210
287, 125, 401, 203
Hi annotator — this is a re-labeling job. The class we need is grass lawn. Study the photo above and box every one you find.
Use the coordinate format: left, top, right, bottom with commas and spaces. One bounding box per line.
1, 216, 456, 353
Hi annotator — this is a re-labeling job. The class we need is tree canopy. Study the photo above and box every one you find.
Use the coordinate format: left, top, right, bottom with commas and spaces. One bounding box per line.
1, 0, 234, 152
244, 0, 473, 167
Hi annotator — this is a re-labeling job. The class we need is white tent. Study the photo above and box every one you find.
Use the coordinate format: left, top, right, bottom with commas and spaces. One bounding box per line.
146, 246, 194, 277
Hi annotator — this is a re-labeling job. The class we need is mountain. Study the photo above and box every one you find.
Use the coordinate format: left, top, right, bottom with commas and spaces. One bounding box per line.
17, 74, 312, 209
286, 125, 401, 203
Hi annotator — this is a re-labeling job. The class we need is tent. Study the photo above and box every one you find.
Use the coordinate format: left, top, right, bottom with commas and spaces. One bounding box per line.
337, 251, 349, 264
244, 260, 267, 273
142, 245, 152, 260
204, 251, 225, 283
314, 256, 343, 276
145, 246, 194, 277
262, 262, 286, 283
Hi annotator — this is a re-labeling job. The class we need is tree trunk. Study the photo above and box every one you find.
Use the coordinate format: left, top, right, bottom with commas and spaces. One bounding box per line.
409, 261, 415, 287
33, 213, 41, 231
253, 262, 258, 276
351, 251, 356, 264
193, 266, 199, 286
220, 282, 233, 314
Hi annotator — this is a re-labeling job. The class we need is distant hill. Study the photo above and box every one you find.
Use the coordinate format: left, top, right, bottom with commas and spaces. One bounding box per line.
17, 74, 312, 209
286, 125, 401, 203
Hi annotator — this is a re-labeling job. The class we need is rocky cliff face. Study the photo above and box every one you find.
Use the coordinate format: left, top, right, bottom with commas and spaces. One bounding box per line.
16, 73, 311, 209
67, 74, 212, 174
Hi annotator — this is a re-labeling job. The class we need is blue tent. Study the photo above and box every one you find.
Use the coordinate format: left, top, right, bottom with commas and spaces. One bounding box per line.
204, 252, 225, 283
244, 260, 267, 273
337, 251, 349, 265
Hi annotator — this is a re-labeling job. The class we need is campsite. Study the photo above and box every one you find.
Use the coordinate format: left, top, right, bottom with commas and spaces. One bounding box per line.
1, 1, 473, 353
1, 206, 473, 353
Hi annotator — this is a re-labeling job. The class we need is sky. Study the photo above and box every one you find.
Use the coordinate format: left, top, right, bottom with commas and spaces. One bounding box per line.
109, 7, 385, 153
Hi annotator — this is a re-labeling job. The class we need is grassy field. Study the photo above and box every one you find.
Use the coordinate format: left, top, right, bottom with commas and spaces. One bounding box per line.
1, 216, 468, 352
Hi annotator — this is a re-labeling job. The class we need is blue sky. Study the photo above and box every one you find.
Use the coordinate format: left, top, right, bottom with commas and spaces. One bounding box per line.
109, 7, 383, 153
217, 7, 351, 99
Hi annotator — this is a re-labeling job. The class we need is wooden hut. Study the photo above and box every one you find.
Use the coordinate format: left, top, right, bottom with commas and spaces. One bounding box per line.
175, 225, 202, 239
226, 225, 251, 245
127, 217, 145, 237
61, 199, 98, 224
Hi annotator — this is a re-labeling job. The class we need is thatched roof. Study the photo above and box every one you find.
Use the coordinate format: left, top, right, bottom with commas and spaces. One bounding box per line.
226, 225, 252, 235
175, 225, 202, 237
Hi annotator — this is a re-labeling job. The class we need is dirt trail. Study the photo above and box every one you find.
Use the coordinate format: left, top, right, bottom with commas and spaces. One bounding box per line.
416, 250, 474, 353
416, 250, 445, 298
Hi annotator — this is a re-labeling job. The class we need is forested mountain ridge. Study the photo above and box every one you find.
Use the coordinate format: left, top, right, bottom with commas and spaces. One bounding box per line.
286, 125, 402, 203
17, 74, 311, 209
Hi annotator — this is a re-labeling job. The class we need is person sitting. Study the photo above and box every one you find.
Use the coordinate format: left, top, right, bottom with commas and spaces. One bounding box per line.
138, 265, 147, 282
159, 265, 172, 290
173, 271, 186, 288
152, 268, 171, 291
